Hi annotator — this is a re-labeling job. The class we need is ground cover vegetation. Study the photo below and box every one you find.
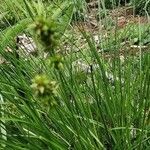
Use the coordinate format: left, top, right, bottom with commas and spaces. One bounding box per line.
0, 0, 150, 149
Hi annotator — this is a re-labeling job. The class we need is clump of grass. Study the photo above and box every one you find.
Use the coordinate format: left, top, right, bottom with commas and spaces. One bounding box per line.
0, 0, 150, 149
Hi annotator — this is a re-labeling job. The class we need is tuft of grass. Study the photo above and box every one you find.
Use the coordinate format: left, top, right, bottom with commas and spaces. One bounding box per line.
0, 0, 150, 149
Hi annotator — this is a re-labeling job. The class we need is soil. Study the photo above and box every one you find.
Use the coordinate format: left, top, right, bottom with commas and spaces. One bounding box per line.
70, 2, 150, 60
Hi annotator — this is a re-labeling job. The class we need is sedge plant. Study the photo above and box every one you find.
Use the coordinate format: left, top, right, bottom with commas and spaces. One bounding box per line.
0, 0, 150, 149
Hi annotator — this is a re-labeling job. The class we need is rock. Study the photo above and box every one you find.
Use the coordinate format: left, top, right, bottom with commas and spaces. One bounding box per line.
16, 34, 37, 56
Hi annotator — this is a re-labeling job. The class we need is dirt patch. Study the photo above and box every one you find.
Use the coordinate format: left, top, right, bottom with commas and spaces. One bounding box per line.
71, 5, 150, 57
